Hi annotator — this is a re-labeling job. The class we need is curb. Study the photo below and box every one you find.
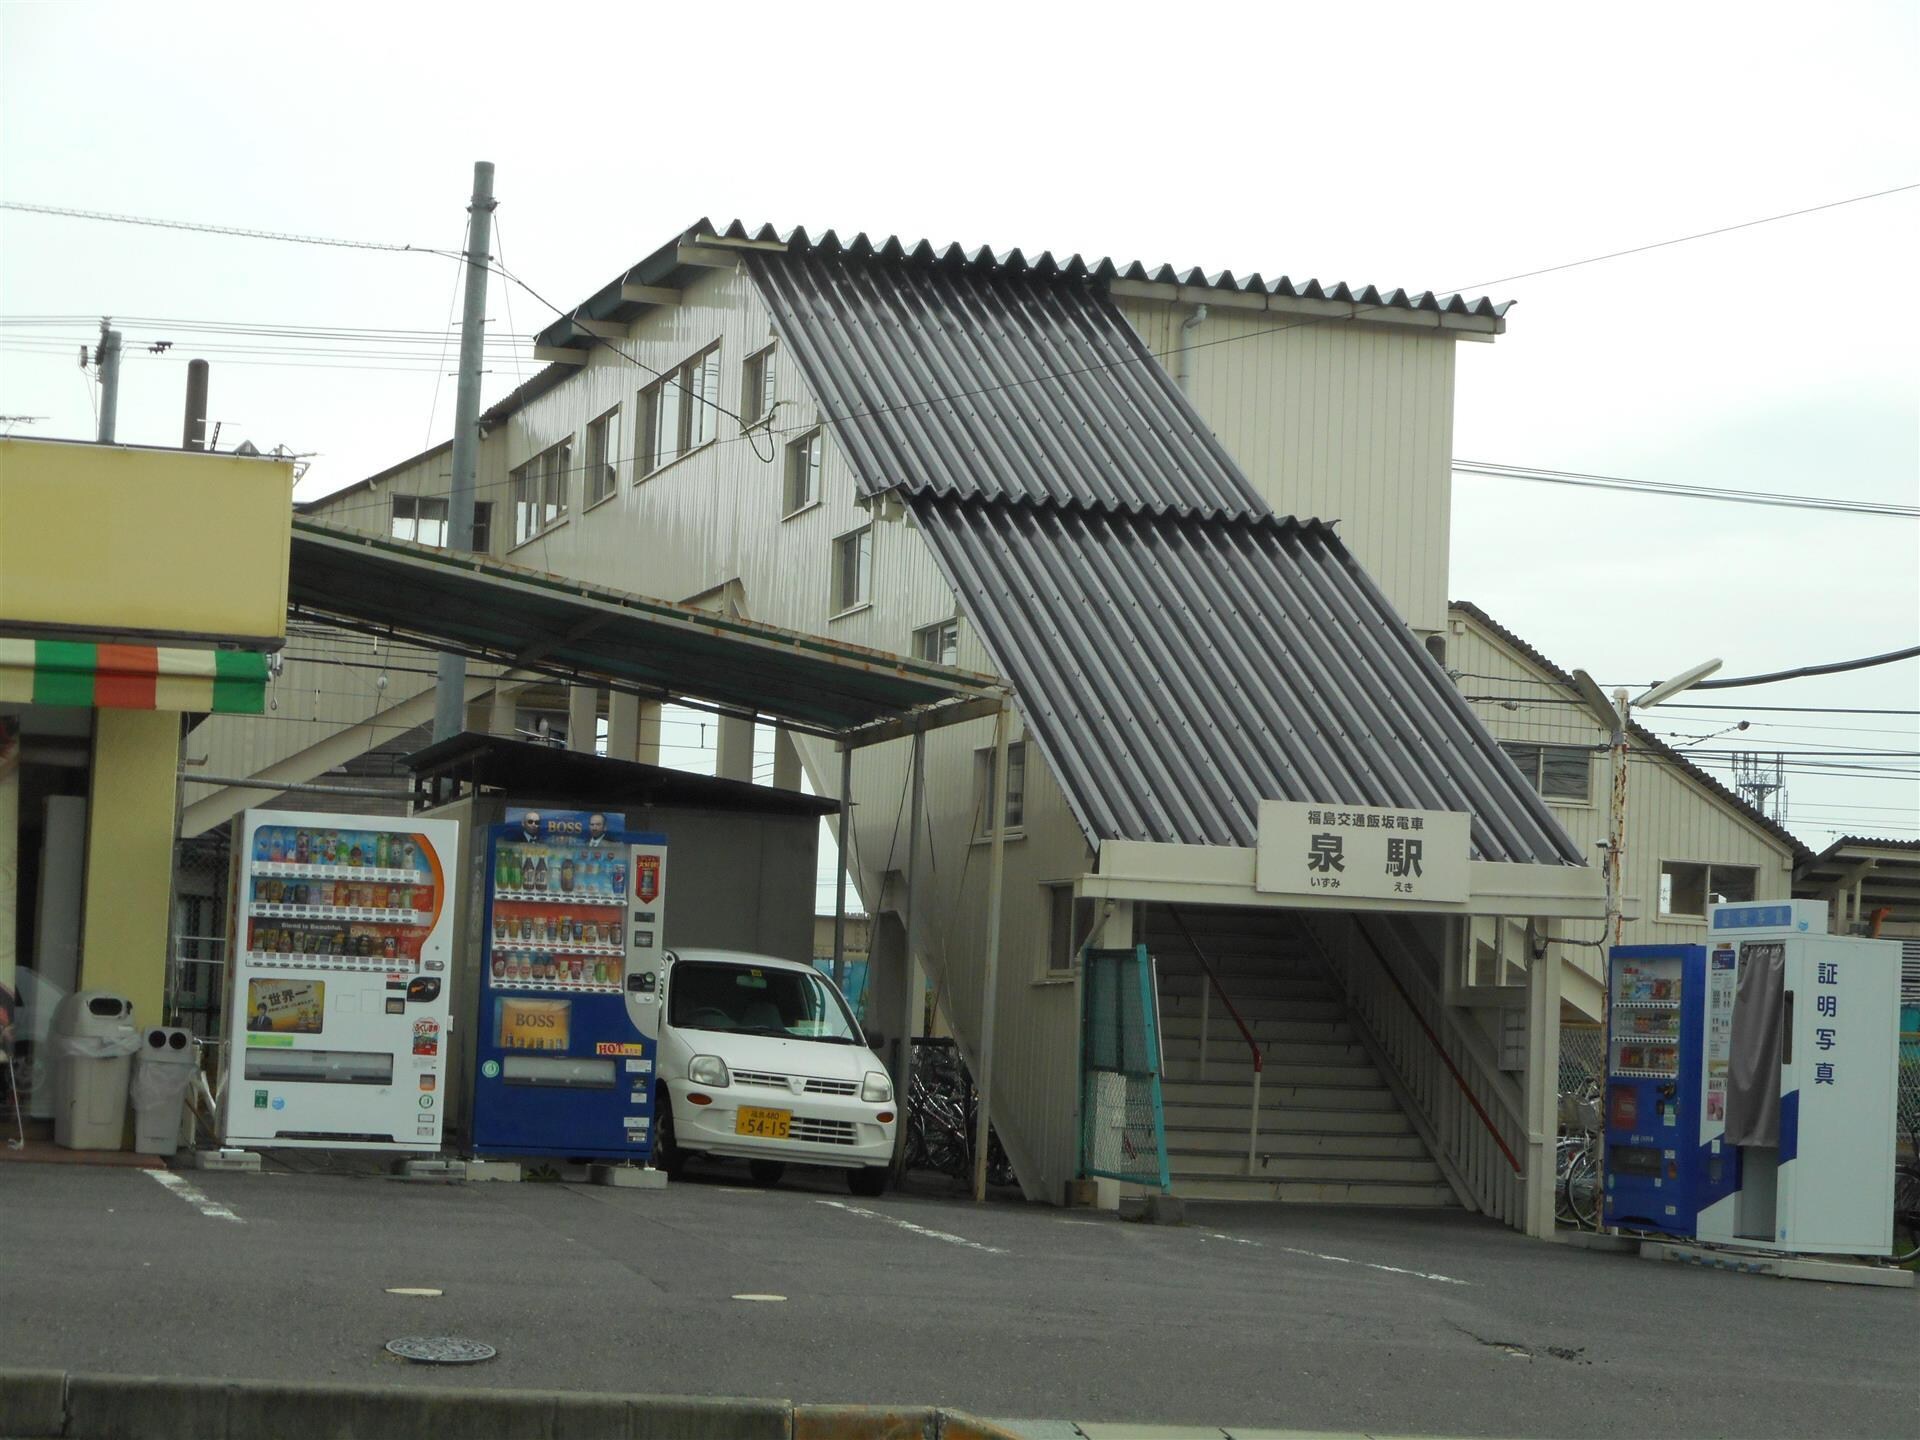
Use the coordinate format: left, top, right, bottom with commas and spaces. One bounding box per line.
0, 1369, 1027, 1440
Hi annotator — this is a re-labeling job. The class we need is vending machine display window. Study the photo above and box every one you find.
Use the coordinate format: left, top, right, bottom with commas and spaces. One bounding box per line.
495, 997, 572, 1052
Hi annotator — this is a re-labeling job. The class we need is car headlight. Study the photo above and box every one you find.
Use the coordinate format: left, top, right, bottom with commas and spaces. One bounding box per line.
861, 1071, 893, 1104
689, 1055, 730, 1087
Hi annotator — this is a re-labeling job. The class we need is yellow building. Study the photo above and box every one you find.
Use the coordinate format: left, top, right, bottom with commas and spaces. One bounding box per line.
0, 437, 290, 1105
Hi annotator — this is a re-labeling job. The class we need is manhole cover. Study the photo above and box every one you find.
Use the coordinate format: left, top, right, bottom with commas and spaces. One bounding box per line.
385, 1336, 496, 1365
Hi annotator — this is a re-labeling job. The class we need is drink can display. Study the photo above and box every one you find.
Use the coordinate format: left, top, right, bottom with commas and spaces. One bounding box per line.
494, 915, 507, 940
491, 955, 506, 979
372, 884, 390, 909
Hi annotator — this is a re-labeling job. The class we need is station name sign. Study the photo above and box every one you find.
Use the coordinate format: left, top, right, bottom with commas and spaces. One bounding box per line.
1255, 801, 1470, 905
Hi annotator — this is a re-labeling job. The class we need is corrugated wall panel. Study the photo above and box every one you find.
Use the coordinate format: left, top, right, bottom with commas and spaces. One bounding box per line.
1113, 297, 1456, 634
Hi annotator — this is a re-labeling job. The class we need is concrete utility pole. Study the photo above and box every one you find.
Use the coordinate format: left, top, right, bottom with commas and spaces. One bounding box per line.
432, 161, 497, 745
95, 320, 122, 443
181, 359, 209, 450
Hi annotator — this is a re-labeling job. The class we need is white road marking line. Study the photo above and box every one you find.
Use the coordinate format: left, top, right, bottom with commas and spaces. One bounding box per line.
732, 1293, 787, 1302
1201, 1231, 1467, 1285
146, 1169, 243, 1223
817, 1199, 1008, 1254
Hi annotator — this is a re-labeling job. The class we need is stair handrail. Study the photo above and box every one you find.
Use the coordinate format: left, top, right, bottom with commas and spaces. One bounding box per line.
1165, 906, 1264, 1175
1349, 918, 1522, 1175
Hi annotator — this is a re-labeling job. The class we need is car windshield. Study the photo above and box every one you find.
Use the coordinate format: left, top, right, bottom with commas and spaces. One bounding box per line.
666, 960, 862, 1044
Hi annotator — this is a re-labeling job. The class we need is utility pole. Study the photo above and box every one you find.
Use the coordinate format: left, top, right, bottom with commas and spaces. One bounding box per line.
95, 319, 122, 443
432, 161, 497, 744
182, 359, 209, 450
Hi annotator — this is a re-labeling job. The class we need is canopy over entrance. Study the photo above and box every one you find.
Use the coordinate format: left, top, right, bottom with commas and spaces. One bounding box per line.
287, 519, 1006, 744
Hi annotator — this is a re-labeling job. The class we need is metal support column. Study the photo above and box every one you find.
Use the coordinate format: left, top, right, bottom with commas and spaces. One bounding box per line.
973, 706, 1011, 1202
894, 728, 926, 1160
1523, 926, 1563, 1239
831, 743, 853, 991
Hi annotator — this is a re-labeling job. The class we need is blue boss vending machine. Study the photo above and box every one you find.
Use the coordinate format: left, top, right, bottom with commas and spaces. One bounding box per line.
469, 809, 669, 1159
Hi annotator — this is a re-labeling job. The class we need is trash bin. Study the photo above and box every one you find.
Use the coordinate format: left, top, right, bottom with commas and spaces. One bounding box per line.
49, 991, 138, 1150
131, 1027, 198, 1156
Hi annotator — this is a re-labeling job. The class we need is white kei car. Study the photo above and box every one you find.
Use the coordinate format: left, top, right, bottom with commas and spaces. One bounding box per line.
652, 948, 896, 1194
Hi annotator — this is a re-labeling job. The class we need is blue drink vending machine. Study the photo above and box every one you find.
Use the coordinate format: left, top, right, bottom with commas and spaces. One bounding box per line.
470, 810, 669, 1159
1602, 943, 1713, 1234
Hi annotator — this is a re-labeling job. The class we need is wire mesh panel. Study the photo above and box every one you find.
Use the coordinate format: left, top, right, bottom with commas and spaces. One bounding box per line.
168, 834, 232, 1042
1080, 945, 1169, 1191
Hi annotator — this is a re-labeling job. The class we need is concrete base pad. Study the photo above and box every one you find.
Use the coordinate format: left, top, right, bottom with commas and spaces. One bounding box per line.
591, 1164, 667, 1189
1639, 1238, 1916, 1288
1118, 1193, 1185, 1225
461, 1159, 522, 1182
190, 1149, 261, 1173
1555, 1227, 1639, 1253
394, 1158, 464, 1181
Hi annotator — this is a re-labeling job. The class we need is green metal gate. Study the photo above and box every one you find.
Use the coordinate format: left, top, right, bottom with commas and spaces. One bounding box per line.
1079, 944, 1170, 1191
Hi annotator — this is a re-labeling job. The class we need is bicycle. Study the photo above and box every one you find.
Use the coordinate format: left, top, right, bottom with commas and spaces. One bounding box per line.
1893, 1117, 1920, 1265
1555, 1080, 1602, 1230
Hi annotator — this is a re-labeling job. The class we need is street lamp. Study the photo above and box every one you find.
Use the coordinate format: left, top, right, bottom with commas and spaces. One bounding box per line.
1570, 658, 1722, 946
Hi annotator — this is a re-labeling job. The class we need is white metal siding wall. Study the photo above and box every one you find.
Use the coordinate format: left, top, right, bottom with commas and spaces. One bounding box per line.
1448, 614, 1796, 969
255, 260, 1095, 1200
1116, 298, 1456, 635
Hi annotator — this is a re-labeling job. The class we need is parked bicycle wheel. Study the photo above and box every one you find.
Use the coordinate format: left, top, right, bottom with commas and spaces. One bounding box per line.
1564, 1142, 1600, 1230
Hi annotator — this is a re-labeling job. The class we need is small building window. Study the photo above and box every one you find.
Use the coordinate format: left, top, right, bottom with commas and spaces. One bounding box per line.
471, 501, 493, 554
831, 523, 872, 614
638, 342, 721, 477
975, 741, 1026, 837
1042, 882, 1083, 977
1499, 741, 1592, 802
1659, 861, 1758, 918
390, 494, 449, 547
785, 430, 823, 515
914, 619, 959, 666
585, 406, 621, 507
743, 345, 777, 427
511, 439, 571, 547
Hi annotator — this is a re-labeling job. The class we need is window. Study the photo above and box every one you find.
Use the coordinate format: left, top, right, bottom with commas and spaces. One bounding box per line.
975, 741, 1026, 836
1499, 741, 1592, 802
511, 439, 571, 547
914, 619, 959, 666
742, 345, 777, 426
585, 406, 620, 507
1042, 883, 1084, 977
637, 343, 720, 476
831, 523, 872, 613
390, 494, 449, 547
785, 429, 822, 514
392, 494, 490, 552
1659, 861, 1758, 918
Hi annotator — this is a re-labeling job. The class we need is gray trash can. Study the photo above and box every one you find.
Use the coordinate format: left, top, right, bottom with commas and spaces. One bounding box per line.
49, 992, 138, 1150
131, 1027, 197, 1156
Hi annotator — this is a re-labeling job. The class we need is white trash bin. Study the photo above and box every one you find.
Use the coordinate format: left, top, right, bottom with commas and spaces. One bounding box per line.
49, 992, 139, 1150
131, 1027, 198, 1156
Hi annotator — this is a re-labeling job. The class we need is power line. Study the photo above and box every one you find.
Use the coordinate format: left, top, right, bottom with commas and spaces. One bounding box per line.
0, 200, 460, 258
1454, 460, 1918, 519
1693, 645, 1920, 688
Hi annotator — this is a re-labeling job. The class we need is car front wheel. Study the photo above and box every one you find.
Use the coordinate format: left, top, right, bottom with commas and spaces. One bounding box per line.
847, 1165, 888, 1198
653, 1087, 687, 1177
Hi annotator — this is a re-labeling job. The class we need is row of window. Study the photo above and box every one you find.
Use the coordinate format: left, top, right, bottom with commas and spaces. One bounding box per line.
511, 341, 784, 549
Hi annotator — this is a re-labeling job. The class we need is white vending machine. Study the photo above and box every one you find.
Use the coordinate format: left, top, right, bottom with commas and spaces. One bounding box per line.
1694, 900, 1902, 1255
222, 809, 459, 1152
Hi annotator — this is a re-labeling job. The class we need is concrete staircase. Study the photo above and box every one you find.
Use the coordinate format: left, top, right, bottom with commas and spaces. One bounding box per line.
1142, 907, 1457, 1207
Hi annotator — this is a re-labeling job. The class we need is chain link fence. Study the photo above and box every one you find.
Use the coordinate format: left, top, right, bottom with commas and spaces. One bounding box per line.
168, 834, 231, 1044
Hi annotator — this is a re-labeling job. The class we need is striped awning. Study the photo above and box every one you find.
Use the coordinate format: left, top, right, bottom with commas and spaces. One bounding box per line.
0, 640, 268, 713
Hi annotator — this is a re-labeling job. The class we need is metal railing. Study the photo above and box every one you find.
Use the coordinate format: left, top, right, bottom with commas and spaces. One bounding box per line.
1318, 914, 1527, 1225
1165, 907, 1265, 1175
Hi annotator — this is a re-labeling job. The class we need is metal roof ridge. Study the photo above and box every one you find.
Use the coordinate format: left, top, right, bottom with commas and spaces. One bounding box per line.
908, 489, 1337, 536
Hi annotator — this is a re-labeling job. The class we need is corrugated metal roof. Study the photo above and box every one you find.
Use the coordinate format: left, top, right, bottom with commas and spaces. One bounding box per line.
533, 217, 1513, 352
914, 499, 1587, 864
749, 248, 1262, 517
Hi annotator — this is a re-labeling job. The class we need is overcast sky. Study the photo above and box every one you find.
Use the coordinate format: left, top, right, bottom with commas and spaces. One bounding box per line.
3, 1, 1915, 866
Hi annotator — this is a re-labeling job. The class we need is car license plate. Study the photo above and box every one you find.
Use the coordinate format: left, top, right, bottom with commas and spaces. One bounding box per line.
736, 1106, 791, 1139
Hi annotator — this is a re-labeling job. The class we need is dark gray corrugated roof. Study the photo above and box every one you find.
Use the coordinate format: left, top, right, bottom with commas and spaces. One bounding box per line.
914, 499, 1586, 865
749, 248, 1262, 517
533, 217, 1512, 353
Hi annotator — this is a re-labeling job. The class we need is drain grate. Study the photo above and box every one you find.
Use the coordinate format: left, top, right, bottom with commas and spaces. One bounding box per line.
385, 1336, 496, 1365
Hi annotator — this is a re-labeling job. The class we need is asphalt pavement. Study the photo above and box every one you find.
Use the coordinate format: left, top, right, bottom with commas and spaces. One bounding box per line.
4, 1157, 1916, 1437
